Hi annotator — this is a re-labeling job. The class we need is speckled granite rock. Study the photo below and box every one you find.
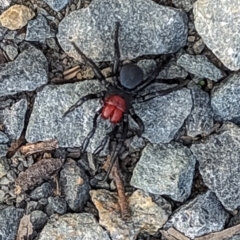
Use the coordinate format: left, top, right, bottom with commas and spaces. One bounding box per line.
0, 145, 8, 158
90, 189, 171, 240
191, 122, 240, 211
133, 84, 192, 143
131, 143, 196, 202
25, 80, 112, 152
186, 84, 214, 137
42, 0, 69, 11
172, 0, 194, 12
0, 157, 9, 178
0, 5, 35, 30
0, 132, 9, 144
57, 0, 188, 62
177, 54, 225, 81
0, 206, 24, 240
194, 0, 240, 70
26, 14, 54, 43
1, 99, 27, 141
0, 45, 48, 97
60, 159, 90, 212
38, 213, 111, 240
164, 191, 229, 239
211, 73, 240, 124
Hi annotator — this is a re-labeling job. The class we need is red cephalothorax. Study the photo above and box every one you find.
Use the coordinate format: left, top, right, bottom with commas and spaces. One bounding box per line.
102, 95, 126, 123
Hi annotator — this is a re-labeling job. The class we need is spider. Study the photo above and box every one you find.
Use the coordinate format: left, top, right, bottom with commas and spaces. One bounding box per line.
64, 22, 189, 181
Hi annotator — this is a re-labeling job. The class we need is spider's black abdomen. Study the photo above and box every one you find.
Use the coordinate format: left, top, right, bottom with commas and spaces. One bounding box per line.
119, 63, 143, 90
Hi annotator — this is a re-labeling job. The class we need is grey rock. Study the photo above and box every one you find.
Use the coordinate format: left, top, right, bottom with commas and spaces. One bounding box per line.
0, 157, 9, 178
0, 26, 7, 40
91, 189, 171, 239
0, 190, 5, 202
191, 122, 240, 211
60, 159, 90, 212
194, 0, 240, 71
42, 0, 69, 11
133, 84, 192, 143
26, 201, 40, 214
130, 136, 145, 152
39, 213, 111, 240
46, 196, 67, 215
0, 45, 48, 97
130, 143, 196, 202
193, 38, 205, 54
157, 58, 188, 79
164, 191, 229, 239
26, 14, 54, 43
5, 45, 18, 60
30, 182, 54, 200
26, 80, 112, 152
0, 132, 9, 144
0, 206, 24, 240
186, 84, 214, 137
177, 54, 225, 81
211, 73, 240, 124
57, 0, 188, 62
30, 210, 48, 230
172, 0, 194, 12
2, 99, 27, 141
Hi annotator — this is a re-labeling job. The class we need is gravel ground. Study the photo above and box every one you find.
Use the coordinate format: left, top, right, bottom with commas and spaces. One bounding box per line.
1, 0, 240, 239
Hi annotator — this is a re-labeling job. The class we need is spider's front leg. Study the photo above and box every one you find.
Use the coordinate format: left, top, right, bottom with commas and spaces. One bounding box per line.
128, 108, 144, 137
135, 79, 190, 102
63, 91, 106, 117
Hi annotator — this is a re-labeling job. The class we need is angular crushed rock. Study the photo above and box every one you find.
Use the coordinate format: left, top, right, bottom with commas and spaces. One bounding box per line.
0, 145, 8, 157
46, 196, 67, 215
0, 157, 9, 178
211, 73, 240, 124
0, 132, 9, 144
1, 99, 27, 141
172, 0, 194, 12
26, 80, 112, 152
186, 84, 214, 137
26, 14, 54, 43
42, 0, 69, 11
130, 143, 196, 202
158, 58, 188, 79
133, 85, 192, 143
0, 206, 24, 240
164, 191, 229, 239
194, 0, 240, 71
38, 213, 111, 240
57, 0, 188, 62
177, 54, 225, 81
30, 182, 54, 200
60, 159, 90, 212
5, 45, 18, 60
191, 122, 240, 211
30, 210, 48, 230
0, 45, 48, 97
90, 189, 171, 240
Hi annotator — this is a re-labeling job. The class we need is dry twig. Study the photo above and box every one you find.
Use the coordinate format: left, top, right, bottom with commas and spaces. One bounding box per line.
110, 159, 130, 219
20, 139, 59, 156
15, 158, 63, 194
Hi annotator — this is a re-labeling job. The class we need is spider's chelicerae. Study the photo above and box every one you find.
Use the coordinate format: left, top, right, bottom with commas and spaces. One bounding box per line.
64, 22, 189, 181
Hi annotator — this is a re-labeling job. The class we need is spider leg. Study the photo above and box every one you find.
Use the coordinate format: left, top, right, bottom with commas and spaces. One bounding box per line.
113, 22, 120, 85
70, 42, 110, 88
81, 108, 102, 152
130, 56, 172, 94
93, 124, 119, 155
128, 108, 144, 137
135, 80, 190, 102
63, 91, 106, 117
101, 113, 128, 182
